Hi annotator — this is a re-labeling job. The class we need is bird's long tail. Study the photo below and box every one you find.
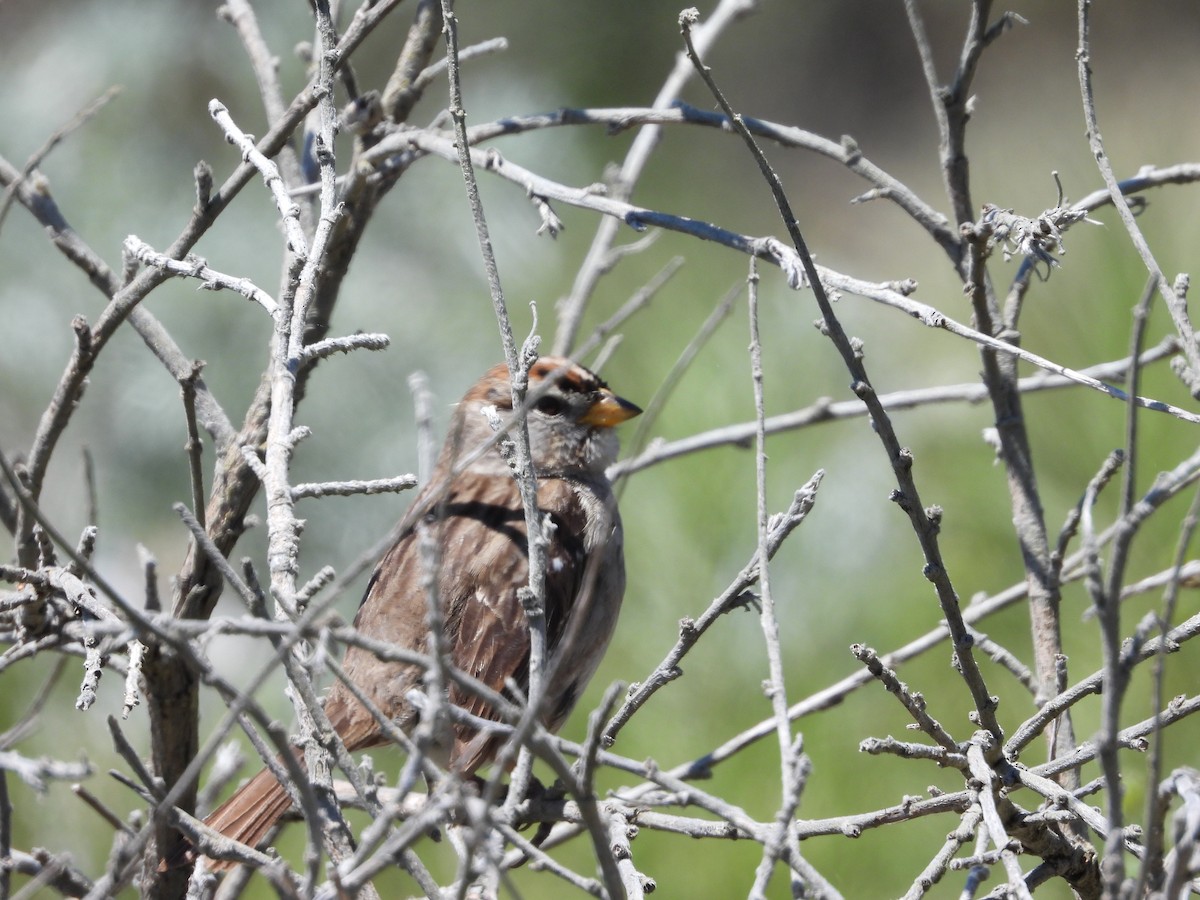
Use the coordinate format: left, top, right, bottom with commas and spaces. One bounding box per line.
202, 759, 296, 872
160, 751, 297, 873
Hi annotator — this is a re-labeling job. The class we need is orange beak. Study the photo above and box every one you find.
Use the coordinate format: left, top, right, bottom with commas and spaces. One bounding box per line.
579, 389, 642, 427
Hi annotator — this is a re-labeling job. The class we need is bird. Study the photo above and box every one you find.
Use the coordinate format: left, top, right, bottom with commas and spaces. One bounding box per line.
190, 356, 640, 870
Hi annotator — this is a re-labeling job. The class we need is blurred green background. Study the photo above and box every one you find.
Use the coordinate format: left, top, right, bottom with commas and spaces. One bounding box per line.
2, 1, 1200, 896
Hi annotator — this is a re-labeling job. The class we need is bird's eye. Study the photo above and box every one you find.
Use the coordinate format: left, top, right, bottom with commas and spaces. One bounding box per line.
535, 395, 565, 416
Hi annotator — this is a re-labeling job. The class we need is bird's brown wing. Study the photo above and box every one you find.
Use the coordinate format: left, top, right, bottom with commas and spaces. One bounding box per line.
439, 474, 590, 773
325, 471, 591, 772
322, 523, 432, 752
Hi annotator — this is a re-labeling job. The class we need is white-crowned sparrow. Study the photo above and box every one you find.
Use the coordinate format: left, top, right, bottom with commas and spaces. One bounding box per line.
193, 357, 640, 867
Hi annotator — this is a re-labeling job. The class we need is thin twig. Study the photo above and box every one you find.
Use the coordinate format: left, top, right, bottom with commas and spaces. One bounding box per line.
552, 0, 758, 354
966, 737, 1033, 900
602, 475, 822, 749
680, 4, 1001, 745
398, 128, 1200, 427
1076, 1, 1200, 389
0, 86, 121, 235
745, 257, 803, 898
1138, 484, 1200, 893
123, 235, 280, 318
